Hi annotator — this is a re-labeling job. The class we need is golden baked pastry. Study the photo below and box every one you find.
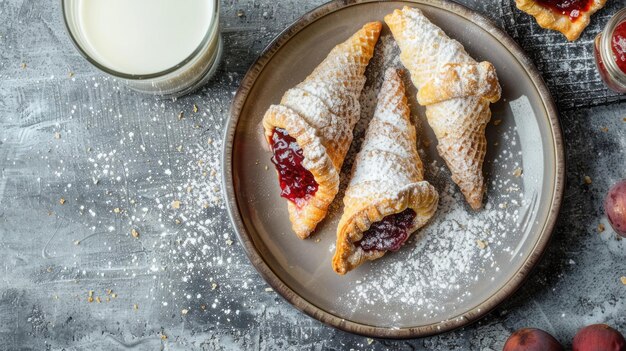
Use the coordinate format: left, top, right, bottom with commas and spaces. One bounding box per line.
262, 22, 382, 239
385, 6, 501, 210
332, 68, 439, 275
515, 0, 607, 41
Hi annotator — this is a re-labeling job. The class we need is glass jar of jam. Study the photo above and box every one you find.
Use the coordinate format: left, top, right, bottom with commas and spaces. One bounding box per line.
594, 8, 626, 93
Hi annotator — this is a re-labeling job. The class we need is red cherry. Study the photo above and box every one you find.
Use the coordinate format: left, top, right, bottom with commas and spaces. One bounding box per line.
502, 328, 563, 351
572, 324, 626, 351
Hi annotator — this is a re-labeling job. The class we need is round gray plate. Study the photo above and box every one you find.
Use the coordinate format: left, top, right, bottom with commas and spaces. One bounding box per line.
222, 0, 564, 338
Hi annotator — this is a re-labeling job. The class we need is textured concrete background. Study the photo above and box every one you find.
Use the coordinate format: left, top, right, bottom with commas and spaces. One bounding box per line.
1, 0, 625, 350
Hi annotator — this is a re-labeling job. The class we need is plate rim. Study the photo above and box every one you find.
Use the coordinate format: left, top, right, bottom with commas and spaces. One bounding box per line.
221, 0, 565, 339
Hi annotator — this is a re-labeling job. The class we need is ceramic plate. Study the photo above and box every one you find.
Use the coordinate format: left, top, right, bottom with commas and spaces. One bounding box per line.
222, 0, 564, 338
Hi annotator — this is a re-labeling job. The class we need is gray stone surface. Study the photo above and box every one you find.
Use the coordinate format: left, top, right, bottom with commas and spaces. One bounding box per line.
0, 0, 625, 350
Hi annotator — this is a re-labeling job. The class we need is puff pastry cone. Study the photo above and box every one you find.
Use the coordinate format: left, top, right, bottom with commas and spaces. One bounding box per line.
515, 0, 606, 41
385, 7, 501, 210
262, 22, 382, 239
332, 68, 439, 275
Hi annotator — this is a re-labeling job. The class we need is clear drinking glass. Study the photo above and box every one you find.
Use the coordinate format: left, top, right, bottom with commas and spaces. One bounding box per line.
62, 0, 222, 97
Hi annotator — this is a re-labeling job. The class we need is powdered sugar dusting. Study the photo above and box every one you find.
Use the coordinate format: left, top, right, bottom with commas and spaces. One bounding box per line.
278, 23, 381, 170
334, 35, 404, 211
332, 32, 532, 325
347, 68, 421, 198
388, 6, 500, 209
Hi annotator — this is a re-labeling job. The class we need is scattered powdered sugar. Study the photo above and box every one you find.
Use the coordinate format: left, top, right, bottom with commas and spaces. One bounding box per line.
341, 172, 523, 322
43, 89, 248, 320
29, 15, 546, 331
332, 33, 533, 325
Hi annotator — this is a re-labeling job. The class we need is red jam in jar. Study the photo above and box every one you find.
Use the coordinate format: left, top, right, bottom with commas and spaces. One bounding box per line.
612, 21, 626, 73
537, 0, 592, 21
594, 8, 626, 93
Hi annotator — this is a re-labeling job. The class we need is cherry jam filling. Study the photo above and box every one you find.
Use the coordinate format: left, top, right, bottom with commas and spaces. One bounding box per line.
357, 208, 417, 252
536, 0, 592, 21
269, 128, 318, 207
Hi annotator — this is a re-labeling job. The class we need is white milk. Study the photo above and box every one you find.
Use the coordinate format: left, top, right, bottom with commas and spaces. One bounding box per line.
76, 0, 214, 75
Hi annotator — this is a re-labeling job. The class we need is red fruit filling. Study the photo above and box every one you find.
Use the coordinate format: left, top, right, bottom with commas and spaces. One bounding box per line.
269, 128, 318, 207
357, 208, 417, 252
536, 0, 592, 21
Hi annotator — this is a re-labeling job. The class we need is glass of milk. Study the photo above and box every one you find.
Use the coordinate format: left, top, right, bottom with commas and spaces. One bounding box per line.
62, 0, 221, 97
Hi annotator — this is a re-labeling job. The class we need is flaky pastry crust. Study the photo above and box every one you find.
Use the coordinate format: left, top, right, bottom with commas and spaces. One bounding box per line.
385, 7, 501, 210
332, 69, 439, 275
262, 22, 382, 239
